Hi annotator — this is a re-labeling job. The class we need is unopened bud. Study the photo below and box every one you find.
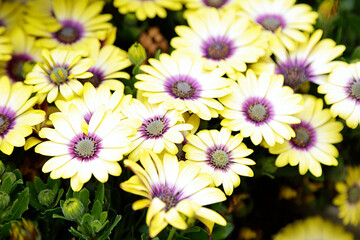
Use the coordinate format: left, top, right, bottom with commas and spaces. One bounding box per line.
22, 61, 37, 79
0, 191, 10, 209
318, 0, 339, 19
128, 42, 147, 66
62, 198, 84, 220
38, 189, 56, 207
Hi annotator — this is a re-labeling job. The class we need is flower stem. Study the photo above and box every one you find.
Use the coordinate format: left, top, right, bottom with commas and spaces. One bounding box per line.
167, 226, 177, 240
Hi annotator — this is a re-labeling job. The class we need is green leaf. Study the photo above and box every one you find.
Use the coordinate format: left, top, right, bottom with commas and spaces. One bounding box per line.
91, 200, 102, 220
0, 175, 13, 193
99, 211, 108, 224
8, 188, 29, 220
78, 188, 90, 211
154, 49, 161, 60
211, 223, 234, 240
81, 213, 93, 225
52, 213, 69, 221
183, 227, 208, 240
97, 215, 121, 240
95, 183, 104, 205
53, 188, 64, 207
34, 176, 46, 192
69, 226, 90, 239
27, 182, 44, 211
9, 179, 23, 193
141, 233, 148, 240
176, 236, 191, 240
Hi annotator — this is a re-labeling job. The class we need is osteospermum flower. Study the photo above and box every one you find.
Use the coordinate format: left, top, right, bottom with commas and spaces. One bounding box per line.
80, 41, 131, 90
0, 77, 45, 155
219, 70, 303, 146
239, 0, 318, 51
0, 27, 41, 83
333, 166, 360, 226
25, 0, 113, 51
25, 48, 94, 103
55, 82, 133, 122
113, 0, 182, 21
260, 29, 345, 90
273, 216, 354, 240
122, 99, 193, 161
36, 104, 137, 191
318, 62, 360, 129
183, 127, 254, 195
171, 9, 267, 78
135, 53, 232, 120
269, 95, 343, 177
120, 149, 227, 237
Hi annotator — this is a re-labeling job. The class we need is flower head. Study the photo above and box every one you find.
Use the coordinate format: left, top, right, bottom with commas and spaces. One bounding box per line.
120, 149, 227, 237
0, 77, 45, 155
135, 53, 232, 120
219, 70, 303, 146
25, 48, 94, 103
171, 9, 267, 78
269, 95, 343, 177
183, 127, 254, 195
36, 104, 137, 191
318, 62, 360, 129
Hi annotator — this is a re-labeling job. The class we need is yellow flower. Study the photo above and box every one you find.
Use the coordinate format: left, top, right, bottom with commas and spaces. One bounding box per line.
239, 0, 318, 51
274, 216, 354, 240
135, 53, 232, 120
334, 166, 360, 226
120, 149, 227, 237
0, 0, 24, 32
25, 48, 95, 103
269, 95, 343, 177
184, 127, 254, 195
114, 0, 182, 21
0, 27, 12, 61
219, 70, 303, 146
122, 99, 193, 161
318, 62, 360, 129
24, 0, 113, 51
171, 9, 267, 78
36, 104, 138, 191
0, 77, 45, 155
0, 27, 41, 83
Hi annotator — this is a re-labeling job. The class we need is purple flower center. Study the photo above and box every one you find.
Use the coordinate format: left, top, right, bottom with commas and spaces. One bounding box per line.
290, 122, 316, 149
202, 0, 228, 8
202, 36, 234, 61
0, 114, 11, 136
347, 80, 360, 101
140, 116, 169, 139
276, 59, 311, 89
348, 185, 360, 203
55, 20, 83, 44
207, 145, 231, 170
70, 134, 101, 161
153, 185, 180, 212
242, 97, 273, 125
256, 14, 286, 32
6, 53, 33, 82
165, 75, 201, 100
80, 68, 104, 88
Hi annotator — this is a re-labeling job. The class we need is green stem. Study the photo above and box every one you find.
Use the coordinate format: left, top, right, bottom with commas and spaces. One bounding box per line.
167, 226, 177, 240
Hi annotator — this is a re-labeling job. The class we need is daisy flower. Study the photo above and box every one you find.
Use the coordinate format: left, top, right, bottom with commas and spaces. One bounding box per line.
183, 127, 254, 195
0, 27, 41, 83
182, 0, 239, 18
219, 70, 303, 147
256, 29, 345, 90
269, 95, 343, 177
36, 104, 137, 191
24, 0, 113, 51
318, 62, 360, 129
135, 53, 232, 120
171, 9, 267, 78
80, 41, 131, 90
24, 48, 95, 104
122, 99, 193, 161
0, 27, 12, 61
238, 0, 318, 51
333, 166, 360, 226
55, 82, 133, 123
120, 149, 227, 238
113, 0, 182, 21
0, 77, 45, 155
273, 216, 354, 240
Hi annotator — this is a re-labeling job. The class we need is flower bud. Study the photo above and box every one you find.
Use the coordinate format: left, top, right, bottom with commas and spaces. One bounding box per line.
128, 42, 147, 66
62, 198, 84, 220
0, 191, 10, 209
38, 189, 56, 207
22, 61, 37, 79
0, 160, 5, 176
318, 0, 338, 19
2, 172, 16, 185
